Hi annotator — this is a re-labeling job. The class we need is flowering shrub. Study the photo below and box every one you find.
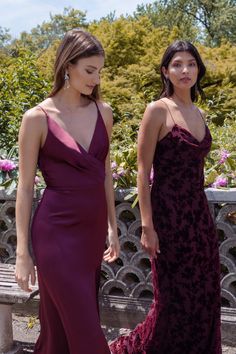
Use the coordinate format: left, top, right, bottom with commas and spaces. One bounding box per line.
205, 147, 236, 188
204, 119, 236, 188
0, 158, 18, 194
0, 148, 43, 194
0, 159, 16, 172
0, 148, 18, 194
110, 116, 236, 191
0, 116, 235, 193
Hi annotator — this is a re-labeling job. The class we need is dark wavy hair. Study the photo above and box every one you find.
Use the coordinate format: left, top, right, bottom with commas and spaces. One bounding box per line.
159, 40, 206, 102
49, 28, 105, 100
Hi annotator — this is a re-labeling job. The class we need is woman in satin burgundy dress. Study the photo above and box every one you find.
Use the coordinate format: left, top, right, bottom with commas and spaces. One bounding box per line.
15, 29, 120, 354
110, 41, 222, 354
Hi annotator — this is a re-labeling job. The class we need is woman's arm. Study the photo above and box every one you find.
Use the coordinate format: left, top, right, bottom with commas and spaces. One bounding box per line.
15, 108, 45, 291
98, 102, 120, 263
137, 101, 165, 258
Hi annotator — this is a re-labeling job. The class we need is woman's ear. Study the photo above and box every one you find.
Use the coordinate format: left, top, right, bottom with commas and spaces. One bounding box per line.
162, 66, 168, 79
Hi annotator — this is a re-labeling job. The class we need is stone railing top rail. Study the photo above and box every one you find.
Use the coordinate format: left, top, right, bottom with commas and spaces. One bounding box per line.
114, 187, 236, 203
1, 187, 236, 202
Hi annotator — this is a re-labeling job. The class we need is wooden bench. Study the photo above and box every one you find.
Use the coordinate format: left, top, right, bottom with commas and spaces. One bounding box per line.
0, 263, 38, 354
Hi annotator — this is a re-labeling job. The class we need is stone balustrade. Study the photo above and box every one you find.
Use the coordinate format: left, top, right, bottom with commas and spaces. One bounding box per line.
0, 188, 236, 309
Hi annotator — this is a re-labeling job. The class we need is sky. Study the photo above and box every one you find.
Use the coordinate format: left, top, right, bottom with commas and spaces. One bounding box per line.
0, 0, 152, 38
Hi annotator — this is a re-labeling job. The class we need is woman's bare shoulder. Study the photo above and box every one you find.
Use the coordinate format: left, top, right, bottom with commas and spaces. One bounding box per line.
20, 105, 47, 133
143, 99, 167, 127
199, 108, 206, 118
96, 100, 113, 124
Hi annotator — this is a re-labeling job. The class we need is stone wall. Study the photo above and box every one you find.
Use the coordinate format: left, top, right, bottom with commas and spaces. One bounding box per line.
0, 188, 236, 309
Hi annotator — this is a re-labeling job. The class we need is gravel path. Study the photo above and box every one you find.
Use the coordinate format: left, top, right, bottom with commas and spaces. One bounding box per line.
12, 314, 236, 354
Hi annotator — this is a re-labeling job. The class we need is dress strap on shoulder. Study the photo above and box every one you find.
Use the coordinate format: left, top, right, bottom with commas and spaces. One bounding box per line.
160, 99, 176, 125
197, 108, 206, 126
93, 100, 102, 118
93, 100, 100, 112
37, 105, 49, 119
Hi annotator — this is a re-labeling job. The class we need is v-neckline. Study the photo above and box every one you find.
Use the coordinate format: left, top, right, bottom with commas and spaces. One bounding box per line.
158, 123, 208, 145
173, 123, 207, 144
45, 105, 99, 155
159, 98, 207, 145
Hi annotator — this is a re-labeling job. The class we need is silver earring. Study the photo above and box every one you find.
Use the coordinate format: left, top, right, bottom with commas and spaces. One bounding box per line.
64, 72, 70, 89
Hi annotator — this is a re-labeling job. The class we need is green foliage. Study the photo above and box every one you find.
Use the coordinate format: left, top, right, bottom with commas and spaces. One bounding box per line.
0, 26, 12, 48
13, 7, 87, 52
0, 47, 50, 150
89, 16, 152, 73
134, 1, 198, 42
0, 147, 18, 194
111, 117, 138, 189
136, 0, 236, 46
0, 6, 235, 191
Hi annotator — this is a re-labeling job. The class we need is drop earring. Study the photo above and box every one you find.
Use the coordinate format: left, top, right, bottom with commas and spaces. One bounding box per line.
64, 71, 70, 89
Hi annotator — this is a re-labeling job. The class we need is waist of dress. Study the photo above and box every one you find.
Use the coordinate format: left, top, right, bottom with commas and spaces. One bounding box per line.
45, 184, 104, 192
152, 182, 205, 193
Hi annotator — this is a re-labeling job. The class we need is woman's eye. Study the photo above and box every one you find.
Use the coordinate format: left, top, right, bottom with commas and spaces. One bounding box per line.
86, 70, 93, 74
173, 63, 181, 67
189, 62, 196, 67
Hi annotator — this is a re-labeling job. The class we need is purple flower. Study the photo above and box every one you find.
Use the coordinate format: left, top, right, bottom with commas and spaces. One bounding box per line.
111, 161, 117, 169
112, 172, 120, 180
212, 176, 228, 188
219, 149, 230, 164
0, 159, 16, 171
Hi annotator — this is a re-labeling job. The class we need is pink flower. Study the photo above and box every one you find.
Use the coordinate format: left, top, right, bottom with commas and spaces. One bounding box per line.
0, 159, 16, 171
34, 176, 40, 185
212, 176, 228, 188
219, 149, 230, 164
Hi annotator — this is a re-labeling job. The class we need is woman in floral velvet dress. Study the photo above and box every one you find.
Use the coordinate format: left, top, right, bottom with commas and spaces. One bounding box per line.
110, 41, 222, 354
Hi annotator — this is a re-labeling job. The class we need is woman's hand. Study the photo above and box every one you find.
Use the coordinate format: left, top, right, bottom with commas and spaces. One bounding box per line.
15, 254, 36, 292
141, 226, 160, 258
103, 230, 120, 263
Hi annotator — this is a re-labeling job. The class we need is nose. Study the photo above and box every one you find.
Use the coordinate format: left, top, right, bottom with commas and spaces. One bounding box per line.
93, 72, 100, 85
182, 65, 189, 74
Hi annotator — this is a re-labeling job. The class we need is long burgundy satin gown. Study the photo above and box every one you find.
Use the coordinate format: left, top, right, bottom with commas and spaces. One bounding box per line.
31, 102, 111, 354
110, 102, 222, 354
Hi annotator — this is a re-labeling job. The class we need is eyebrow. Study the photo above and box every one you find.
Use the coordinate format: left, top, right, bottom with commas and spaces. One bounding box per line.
172, 58, 197, 63
86, 65, 98, 69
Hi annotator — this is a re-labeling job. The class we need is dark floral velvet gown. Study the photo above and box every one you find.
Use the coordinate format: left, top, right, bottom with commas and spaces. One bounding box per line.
110, 103, 222, 354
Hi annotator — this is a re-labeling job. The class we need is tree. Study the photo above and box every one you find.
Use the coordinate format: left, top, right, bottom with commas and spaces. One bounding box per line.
134, 1, 199, 42
0, 48, 50, 150
134, 0, 236, 46
174, 0, 236, 46
12, 7, 87, 52
0, 27, 11, 48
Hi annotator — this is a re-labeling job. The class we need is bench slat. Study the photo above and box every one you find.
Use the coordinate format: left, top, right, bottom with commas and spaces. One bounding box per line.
0, 263, 39, 304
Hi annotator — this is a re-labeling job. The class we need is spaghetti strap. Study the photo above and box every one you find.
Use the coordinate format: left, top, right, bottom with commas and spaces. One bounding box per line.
197, 108, 207, 126
37, 105, 49, 120
160, 99, 176, 125
93, 100, 102, 119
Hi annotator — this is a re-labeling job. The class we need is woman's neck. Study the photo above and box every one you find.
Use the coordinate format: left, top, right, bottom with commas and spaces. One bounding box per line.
55, 88, 91, 109
171, 89, 193, 108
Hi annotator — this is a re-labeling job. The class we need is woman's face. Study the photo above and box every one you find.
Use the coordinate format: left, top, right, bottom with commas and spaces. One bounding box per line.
163, 51, 199, 91
67, 55, 104, 95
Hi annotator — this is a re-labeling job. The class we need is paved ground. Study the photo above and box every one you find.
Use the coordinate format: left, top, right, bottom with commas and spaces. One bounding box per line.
12, 313, 236, 354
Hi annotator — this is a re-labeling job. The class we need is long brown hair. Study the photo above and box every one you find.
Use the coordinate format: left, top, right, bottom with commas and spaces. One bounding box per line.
49, 28, 105, 99
159, 40, 206, 102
